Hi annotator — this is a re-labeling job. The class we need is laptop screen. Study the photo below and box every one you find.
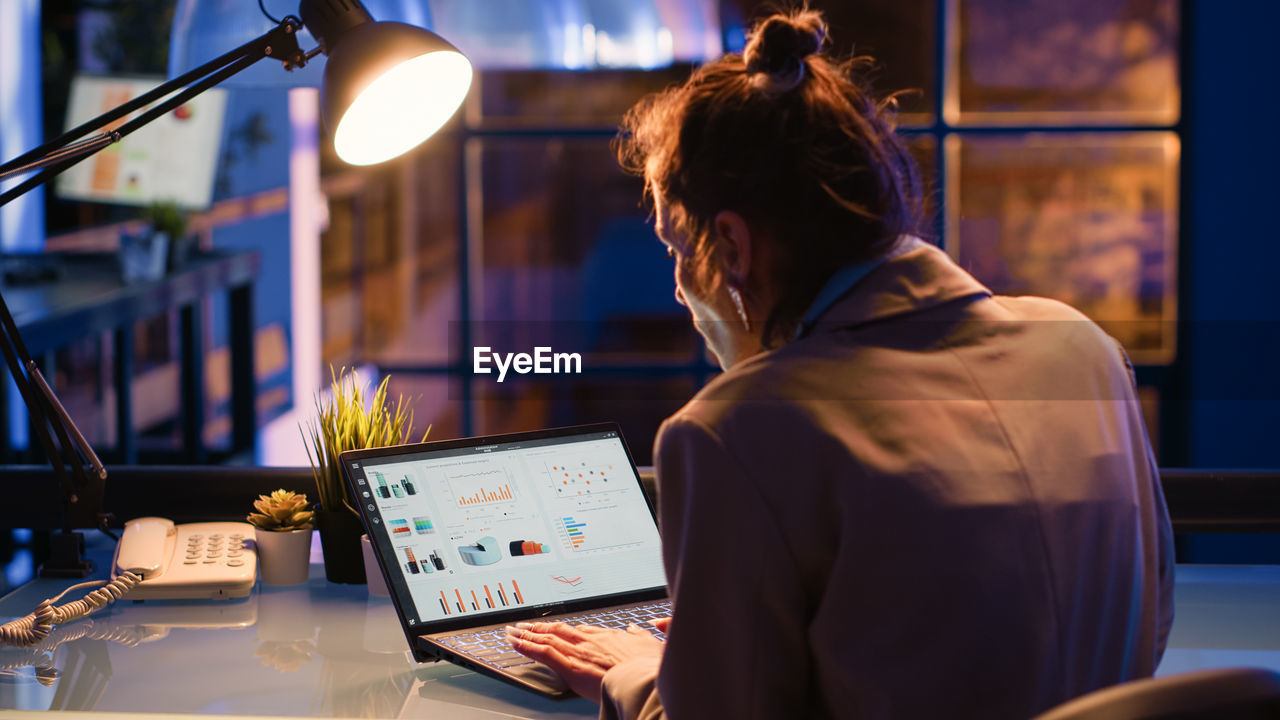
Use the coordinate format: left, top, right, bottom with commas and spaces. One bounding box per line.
344, 425, 666, 629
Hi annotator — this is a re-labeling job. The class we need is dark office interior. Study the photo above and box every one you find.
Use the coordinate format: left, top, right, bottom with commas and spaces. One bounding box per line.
0, 0, 1277, 717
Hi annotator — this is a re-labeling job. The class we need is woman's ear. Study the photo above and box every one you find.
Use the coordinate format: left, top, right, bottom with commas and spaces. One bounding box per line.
713, 210, 753, 288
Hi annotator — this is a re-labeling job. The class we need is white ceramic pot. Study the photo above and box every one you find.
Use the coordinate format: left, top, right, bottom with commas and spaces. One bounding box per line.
255, 527, 313, 586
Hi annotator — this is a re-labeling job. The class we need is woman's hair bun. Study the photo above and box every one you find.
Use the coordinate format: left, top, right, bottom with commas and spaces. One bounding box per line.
743, 10, 828, 83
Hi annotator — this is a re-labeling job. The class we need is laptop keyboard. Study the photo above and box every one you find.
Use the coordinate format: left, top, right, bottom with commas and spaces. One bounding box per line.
437, 600, 672, 670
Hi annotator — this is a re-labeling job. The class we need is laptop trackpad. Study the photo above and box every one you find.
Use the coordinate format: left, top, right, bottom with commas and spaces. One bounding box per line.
508, 662, 570, 696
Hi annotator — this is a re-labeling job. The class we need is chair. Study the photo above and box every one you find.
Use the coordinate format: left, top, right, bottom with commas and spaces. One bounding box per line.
1031, 667, 1280, 720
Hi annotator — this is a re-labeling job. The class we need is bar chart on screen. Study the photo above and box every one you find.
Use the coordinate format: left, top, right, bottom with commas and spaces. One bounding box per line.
446, 465, 519, 508
435, 580, 527, 615
556, 513, 646, 554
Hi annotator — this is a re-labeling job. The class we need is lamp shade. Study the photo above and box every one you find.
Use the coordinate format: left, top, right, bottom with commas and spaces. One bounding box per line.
320, 21, 472, 165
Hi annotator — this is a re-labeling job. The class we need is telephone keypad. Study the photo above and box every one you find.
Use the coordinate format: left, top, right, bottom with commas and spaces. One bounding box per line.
182, 533, 251, 570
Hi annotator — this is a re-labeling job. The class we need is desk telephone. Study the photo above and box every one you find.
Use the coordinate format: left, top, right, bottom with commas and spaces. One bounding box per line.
112, 517, 258, 600
1, 517, 258, 648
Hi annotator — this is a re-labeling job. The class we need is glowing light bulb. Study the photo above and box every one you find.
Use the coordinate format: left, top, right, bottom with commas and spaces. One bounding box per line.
333, 51, 473, 166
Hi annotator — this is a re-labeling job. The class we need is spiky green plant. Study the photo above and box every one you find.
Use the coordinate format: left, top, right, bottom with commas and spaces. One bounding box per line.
248, 489, 314, 531
302, 367, 430, 516
142, 199, 188, 239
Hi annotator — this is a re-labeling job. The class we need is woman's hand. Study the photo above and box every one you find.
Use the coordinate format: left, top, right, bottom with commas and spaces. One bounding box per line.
506, 621, 666, 702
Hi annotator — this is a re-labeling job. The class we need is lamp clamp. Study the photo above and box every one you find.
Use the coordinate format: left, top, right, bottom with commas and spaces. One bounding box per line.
264, 16, 309, 71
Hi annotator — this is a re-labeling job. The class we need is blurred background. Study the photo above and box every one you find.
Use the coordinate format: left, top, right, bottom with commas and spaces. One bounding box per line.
1, 0, 1277, 583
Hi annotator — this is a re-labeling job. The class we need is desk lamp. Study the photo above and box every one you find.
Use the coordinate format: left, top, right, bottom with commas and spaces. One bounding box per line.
0, 0, 473, 577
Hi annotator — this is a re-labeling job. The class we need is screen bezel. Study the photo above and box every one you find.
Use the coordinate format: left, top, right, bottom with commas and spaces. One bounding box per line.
341, 422, 666, 639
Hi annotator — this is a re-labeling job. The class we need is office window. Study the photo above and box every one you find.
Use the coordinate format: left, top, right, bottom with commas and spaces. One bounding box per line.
335, 0, 1180, 462
951, 0, 1179, 125
948, 132, 1179, 364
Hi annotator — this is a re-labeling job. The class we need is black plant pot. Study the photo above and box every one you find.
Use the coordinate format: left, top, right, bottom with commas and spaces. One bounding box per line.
315, 508, 366, 584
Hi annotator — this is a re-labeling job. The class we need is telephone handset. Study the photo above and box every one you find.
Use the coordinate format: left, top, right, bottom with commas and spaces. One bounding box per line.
112, 517, 258, 600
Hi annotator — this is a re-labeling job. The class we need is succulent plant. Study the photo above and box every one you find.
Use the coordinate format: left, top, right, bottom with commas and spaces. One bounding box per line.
247, 489, 314, 532
302, 367, 430, 515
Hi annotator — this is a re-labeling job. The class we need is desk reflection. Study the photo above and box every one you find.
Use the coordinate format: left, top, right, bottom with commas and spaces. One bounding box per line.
13, 559, 1273, 717
0, 564, 596, 718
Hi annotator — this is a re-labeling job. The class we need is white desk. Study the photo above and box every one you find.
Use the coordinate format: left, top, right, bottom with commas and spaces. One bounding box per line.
0, 536, 596, 719
1, 540, 1277, 718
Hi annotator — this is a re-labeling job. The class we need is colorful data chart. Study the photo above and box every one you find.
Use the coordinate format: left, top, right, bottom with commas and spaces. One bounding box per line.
427, 550, 446, 572
457, 536, 502, 566
561, 517, 586, 549
403, 547, 421, 574
373, 472, 392, 499
557, 514, 644, 553
551, 574, 586, 595
413, 516, 435, 535
509, 540, 550, 556
447, 467, 518, 508
550, 461, 616, 496
437, 580, 526, 615
390, 518, 411, 535
455, 482, 515, 507
373, 469, 415, 498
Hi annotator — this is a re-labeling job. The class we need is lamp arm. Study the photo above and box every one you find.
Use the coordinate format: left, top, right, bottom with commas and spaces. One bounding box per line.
0, 17, 303, 179
28, 362, 107, 483
0, 287, 82, 531
0, 135, 119, 182
0, 17, 306, 208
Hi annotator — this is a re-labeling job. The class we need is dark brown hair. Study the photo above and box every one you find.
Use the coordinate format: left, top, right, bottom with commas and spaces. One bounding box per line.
615, 8, 926, 346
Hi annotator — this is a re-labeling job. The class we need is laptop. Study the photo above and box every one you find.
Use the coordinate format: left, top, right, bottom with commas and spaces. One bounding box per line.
341, 422, 670, 698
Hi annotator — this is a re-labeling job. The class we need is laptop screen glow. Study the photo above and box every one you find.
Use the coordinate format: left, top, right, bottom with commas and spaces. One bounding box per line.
347, 429, 666, 625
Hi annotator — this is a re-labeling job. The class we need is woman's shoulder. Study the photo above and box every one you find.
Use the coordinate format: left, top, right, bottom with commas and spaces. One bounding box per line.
663, 344, 834, 439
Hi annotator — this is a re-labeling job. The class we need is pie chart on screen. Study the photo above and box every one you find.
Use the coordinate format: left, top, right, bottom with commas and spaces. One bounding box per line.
457, 536, 501, 566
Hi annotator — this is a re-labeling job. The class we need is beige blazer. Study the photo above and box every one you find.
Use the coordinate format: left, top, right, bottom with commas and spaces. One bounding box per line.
600, 242, 1175, 719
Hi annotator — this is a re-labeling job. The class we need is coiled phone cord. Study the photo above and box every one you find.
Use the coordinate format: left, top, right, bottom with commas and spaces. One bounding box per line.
0, 615, 163, 686
0, 571, 142, 647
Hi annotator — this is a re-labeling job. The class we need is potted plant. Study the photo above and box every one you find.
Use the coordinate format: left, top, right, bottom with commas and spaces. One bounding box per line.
302, 367, 429, 583
118, 200, 195, 283
247, 489, 314, 586
142, 199, 198, 272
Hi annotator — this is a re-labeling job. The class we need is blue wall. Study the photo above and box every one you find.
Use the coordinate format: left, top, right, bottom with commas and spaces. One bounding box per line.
1185, 0, 1280, 469
207, 88, 295, 412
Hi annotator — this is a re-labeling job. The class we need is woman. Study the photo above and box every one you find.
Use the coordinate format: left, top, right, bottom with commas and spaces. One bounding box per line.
508, 9, 1174, 719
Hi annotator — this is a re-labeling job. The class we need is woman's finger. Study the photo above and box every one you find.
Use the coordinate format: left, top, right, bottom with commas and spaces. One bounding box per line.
509, 625, 609, 669
508, 629, 582, 672
523, 621, 590, 642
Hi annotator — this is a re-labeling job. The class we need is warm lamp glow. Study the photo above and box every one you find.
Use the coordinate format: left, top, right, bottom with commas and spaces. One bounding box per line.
333, 50, 472, 166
